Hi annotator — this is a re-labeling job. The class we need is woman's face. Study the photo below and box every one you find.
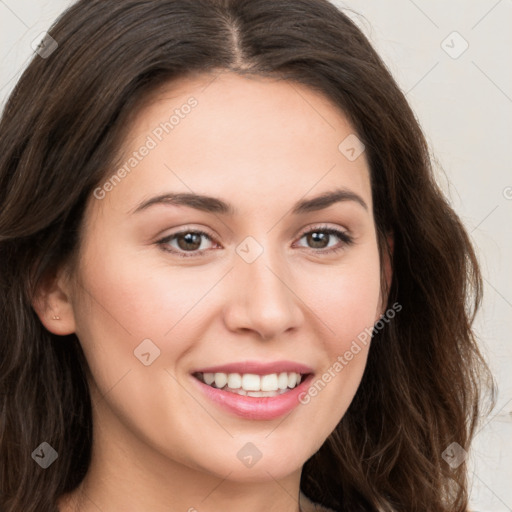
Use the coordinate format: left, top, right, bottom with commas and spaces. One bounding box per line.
54, 72, 389, 483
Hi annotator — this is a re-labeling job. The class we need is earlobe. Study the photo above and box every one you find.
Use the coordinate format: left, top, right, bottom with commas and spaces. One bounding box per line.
31, 266, 76, 336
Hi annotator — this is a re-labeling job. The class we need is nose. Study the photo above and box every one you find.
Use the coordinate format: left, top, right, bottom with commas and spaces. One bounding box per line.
222, 245, 305, 340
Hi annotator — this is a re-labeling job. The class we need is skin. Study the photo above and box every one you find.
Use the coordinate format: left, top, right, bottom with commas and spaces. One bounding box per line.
34, 71, 392, 512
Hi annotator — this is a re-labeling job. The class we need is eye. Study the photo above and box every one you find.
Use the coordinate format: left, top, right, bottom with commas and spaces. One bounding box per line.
294, 225, 354, 254
157, 229, 218, 258
156, 224, 354, 258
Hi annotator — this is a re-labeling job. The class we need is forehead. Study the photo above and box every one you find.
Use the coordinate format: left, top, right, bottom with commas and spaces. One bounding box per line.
94, 71, 372, 219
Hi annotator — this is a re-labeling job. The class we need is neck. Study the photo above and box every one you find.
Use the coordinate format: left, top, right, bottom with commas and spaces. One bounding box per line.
58, 388, 304, 512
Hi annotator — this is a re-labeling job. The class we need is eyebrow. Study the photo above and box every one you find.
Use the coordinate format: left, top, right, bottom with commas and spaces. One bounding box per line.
130, 187, 368, 216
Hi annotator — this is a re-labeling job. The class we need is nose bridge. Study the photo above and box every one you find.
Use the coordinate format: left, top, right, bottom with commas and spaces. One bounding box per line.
224, 236, 304, 338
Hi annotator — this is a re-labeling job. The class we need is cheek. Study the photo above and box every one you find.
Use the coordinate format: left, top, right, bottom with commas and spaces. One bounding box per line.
70, 239, 196, 386
70, 243, 213, 459
293, 246, 381, 432
74, 234, 210, 333
303, 245, 382, 347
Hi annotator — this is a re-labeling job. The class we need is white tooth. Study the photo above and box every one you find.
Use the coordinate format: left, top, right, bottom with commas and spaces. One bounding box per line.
227, 373, 242, 389
241, 373, 260, 391
260, 373, 278, 391
214, 372, 228, 388
203, 373, 215, 385
277, 372, 289, 390
287, 372, 298, 388
247, 391, 267, 397
297, 374, 302, 384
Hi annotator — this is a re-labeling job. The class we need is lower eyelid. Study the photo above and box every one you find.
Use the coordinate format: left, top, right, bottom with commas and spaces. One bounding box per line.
295, 229, 353, 249
158, 231, 215, 255
158, 227, 352, 256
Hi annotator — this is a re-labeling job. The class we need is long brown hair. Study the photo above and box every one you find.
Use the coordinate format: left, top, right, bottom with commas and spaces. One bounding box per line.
0, 1, 495, 510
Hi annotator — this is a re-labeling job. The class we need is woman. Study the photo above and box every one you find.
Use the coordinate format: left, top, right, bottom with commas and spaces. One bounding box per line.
0, 0, 494, 511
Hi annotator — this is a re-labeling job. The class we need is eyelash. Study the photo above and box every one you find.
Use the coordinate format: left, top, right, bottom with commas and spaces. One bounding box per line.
156, 225, 354, 259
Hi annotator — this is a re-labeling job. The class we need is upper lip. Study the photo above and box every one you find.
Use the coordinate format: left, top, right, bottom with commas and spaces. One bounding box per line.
192, 360, 314, 375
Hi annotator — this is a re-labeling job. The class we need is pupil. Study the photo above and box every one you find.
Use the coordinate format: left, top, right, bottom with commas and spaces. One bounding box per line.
308, 232, 328, 249
178, 232, 201, 251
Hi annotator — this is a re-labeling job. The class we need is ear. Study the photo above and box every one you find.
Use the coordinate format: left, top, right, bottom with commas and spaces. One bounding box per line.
31, 264, 76, 336
376, 231, 394, 321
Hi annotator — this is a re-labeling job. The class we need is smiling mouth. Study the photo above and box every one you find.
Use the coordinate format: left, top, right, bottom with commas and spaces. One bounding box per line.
193, 371, 310, 397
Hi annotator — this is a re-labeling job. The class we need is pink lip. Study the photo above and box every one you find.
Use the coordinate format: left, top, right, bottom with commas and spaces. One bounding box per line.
192, 374, 313, 420
191, 373, 314, 420
192, 360, 313, 375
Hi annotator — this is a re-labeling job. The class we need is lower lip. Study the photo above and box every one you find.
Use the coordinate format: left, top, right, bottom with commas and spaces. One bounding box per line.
191, 374, 314, 420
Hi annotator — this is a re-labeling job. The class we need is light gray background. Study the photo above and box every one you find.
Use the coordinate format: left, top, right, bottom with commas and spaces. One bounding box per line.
1, 1, 511, 510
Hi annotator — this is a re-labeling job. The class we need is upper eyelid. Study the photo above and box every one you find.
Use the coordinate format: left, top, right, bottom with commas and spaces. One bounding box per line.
161, 224, 350, 239
159, 224, 351, 250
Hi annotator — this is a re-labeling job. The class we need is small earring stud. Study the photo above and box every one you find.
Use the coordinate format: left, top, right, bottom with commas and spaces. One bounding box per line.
52, 315, 61, 320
